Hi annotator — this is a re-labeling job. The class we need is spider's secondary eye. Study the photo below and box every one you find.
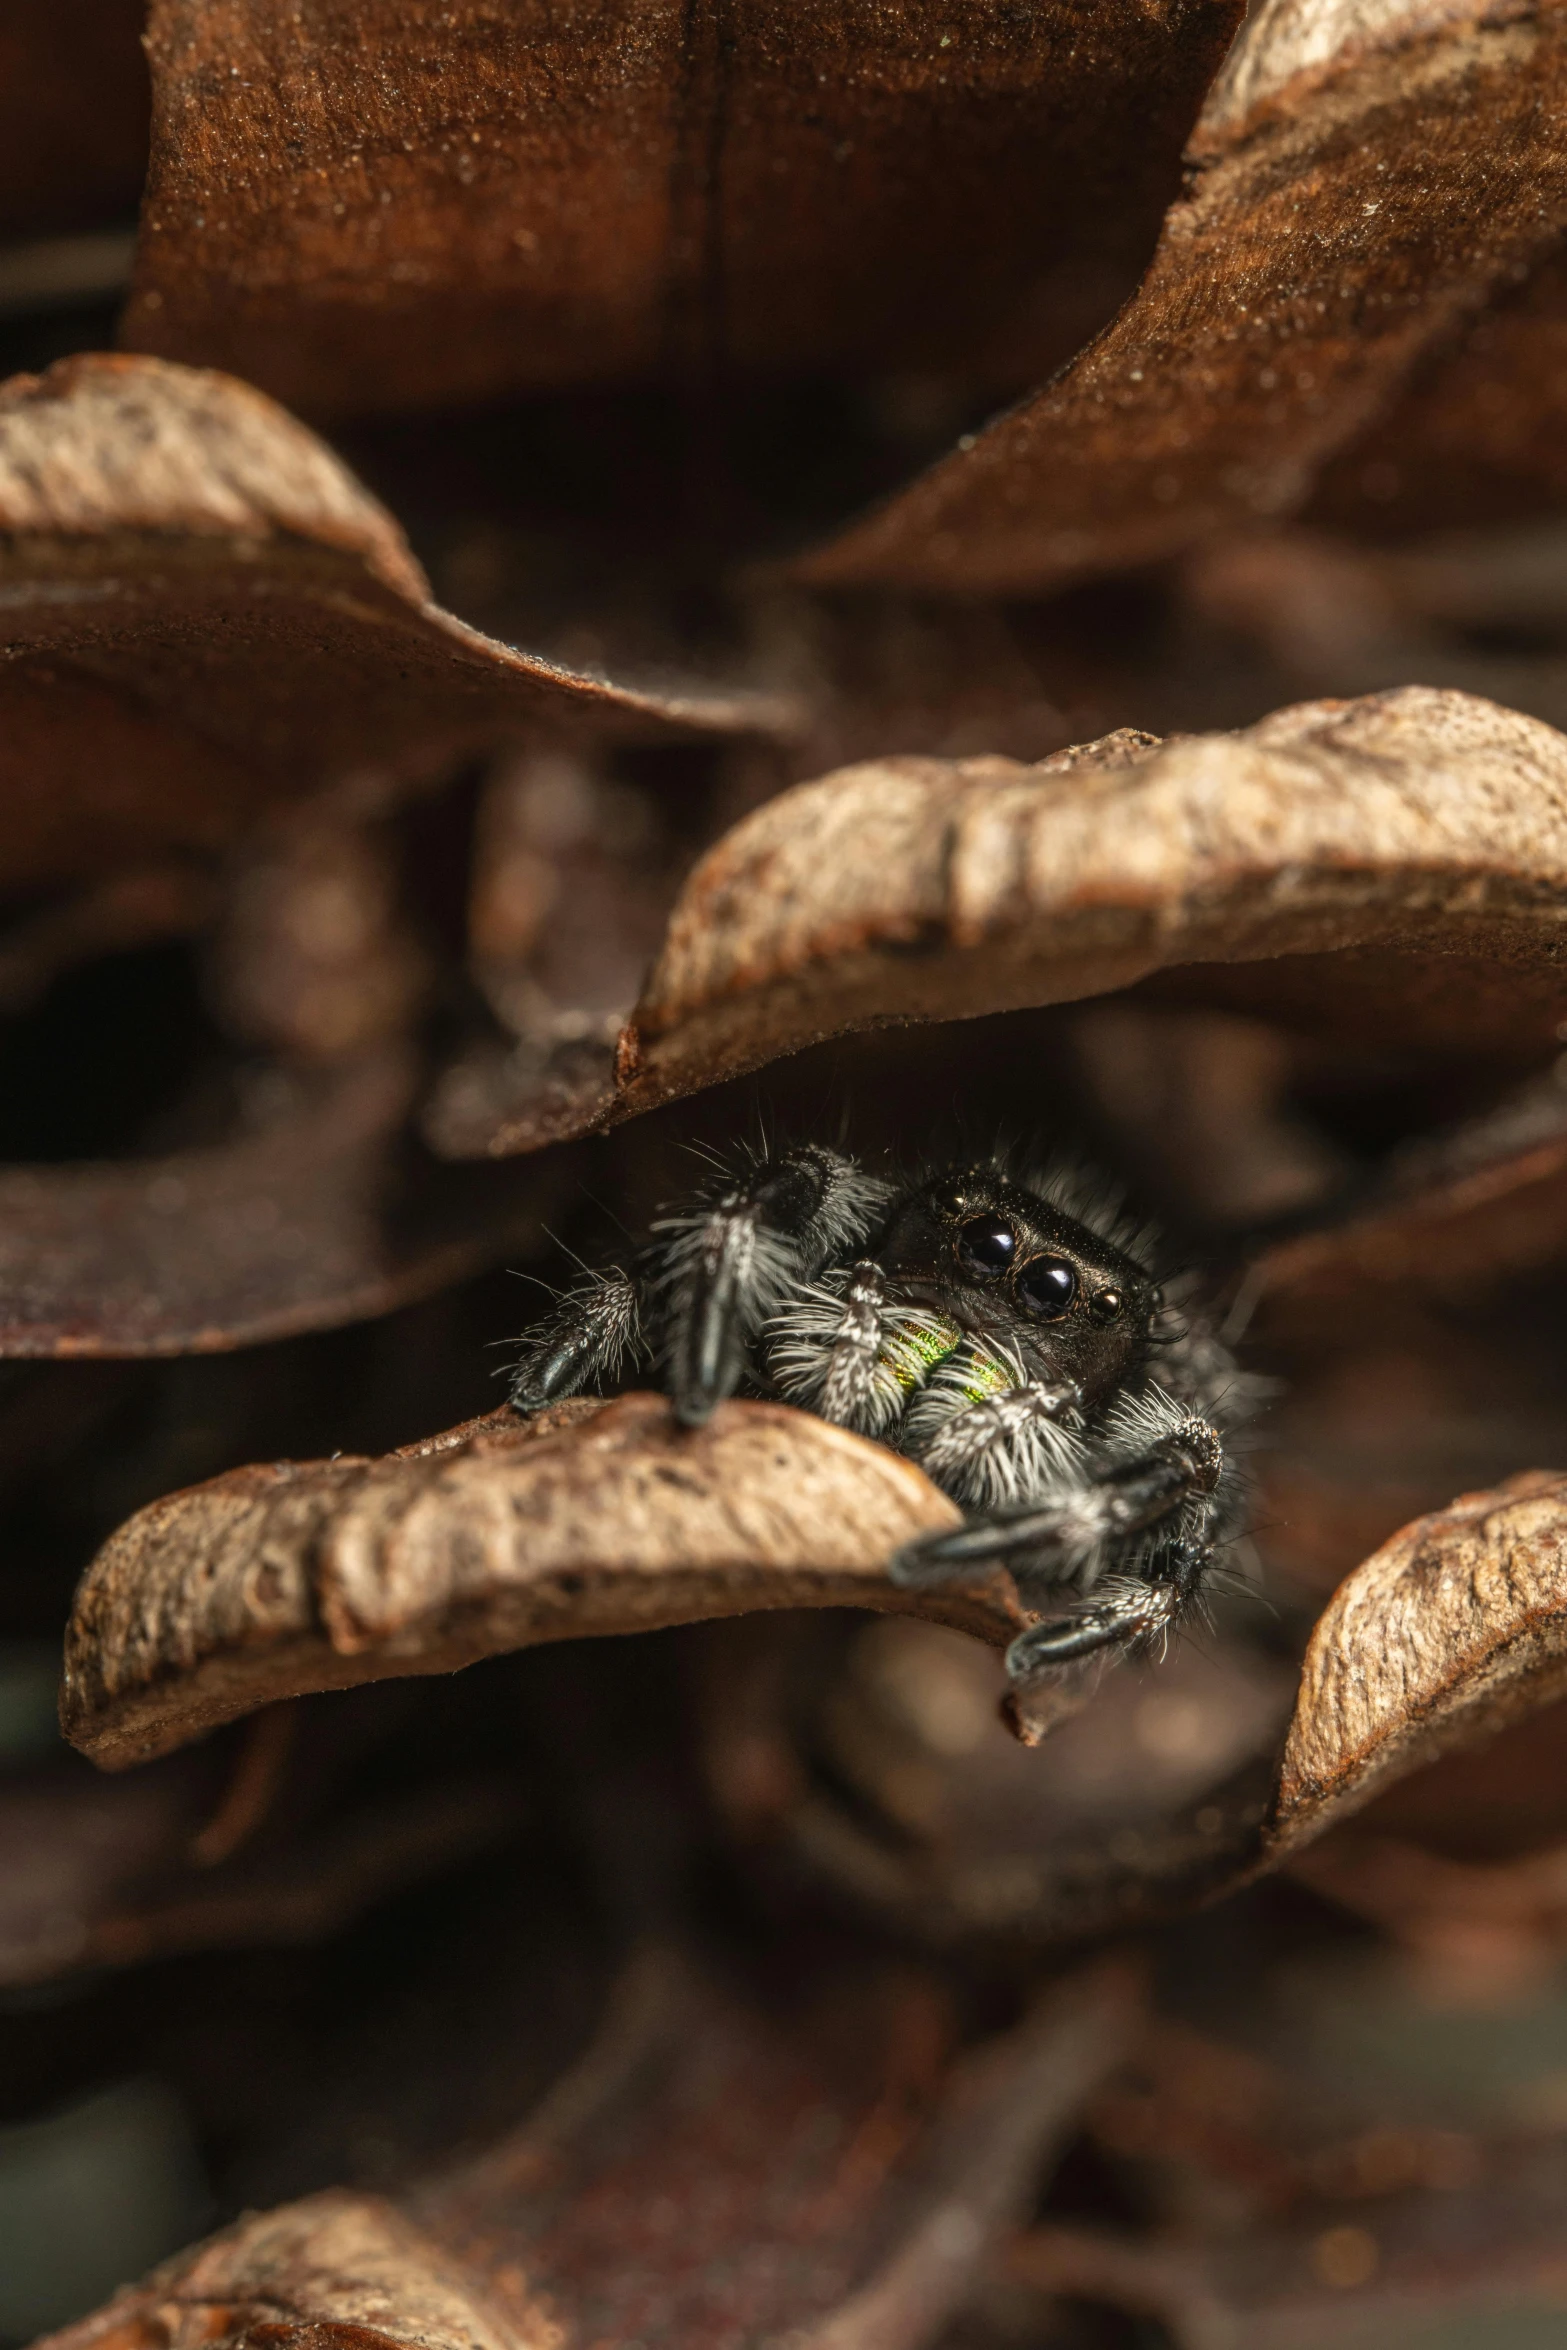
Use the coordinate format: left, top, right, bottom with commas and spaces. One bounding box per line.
1087, 1286, 1124, 1325
955, 1216, 1016, 1277
1016, 1256, 1078, 1319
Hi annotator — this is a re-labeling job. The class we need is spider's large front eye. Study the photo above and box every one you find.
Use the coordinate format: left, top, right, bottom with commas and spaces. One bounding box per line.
1016, 1255, 1078, 1320
955, 1216, 1016, 1278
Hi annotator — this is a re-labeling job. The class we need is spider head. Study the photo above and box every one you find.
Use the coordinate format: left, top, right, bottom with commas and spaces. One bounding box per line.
878, 1165, 1157, 1406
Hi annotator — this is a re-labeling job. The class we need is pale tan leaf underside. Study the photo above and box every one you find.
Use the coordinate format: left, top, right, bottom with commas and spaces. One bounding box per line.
62, 1396, 990, 1772
59, 1393, 1567, 1922
611, 689, 1567, 1129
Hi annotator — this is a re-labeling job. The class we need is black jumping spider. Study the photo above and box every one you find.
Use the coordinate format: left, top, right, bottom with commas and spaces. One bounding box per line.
508, 1143, 1259, 1688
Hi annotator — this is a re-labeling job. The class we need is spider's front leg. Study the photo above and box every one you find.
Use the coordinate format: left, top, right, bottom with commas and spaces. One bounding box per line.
658, 1145, 892, 1426
1001, 1539, 1212, 1680
889, 1395, 1228, 1680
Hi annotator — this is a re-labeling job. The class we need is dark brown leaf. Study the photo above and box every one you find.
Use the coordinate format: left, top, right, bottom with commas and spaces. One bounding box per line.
1257, 1115, 1567, 1315
0, 1048, 558, 1356
42, 1946, 1137, 2350
60, 1395, 1008, 1771
0, 1, 146, 240
423, 745, 725, 1160
801, 0, 1567, 593
0, 354, 762, 893
121, 0, 1242, 416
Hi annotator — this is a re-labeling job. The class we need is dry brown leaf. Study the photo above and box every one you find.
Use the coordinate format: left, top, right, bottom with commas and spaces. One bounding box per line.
0, 1048, 556, 1356
61, 1388, 1567, 1924
422, 745, 722, 1161
801, 0, 1567, 593
120, 0, 1242, 415
0, 355, 758, 892
42, 1945, 1136, 2350
59, 1394, 1009, 1771
612, 688, 1567, 1127
1266, 1471, 1567, 1858
1257, 1137, 1567, 1316
44, 2190, 526, 2350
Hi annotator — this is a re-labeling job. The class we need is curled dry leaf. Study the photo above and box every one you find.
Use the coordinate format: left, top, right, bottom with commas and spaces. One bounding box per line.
61, 1385, 1567, 1924
0, 354, 755, 893
0, 1048, 556, 1356
1255, 1089, 1567, 1319
802, 0, 1567, 593
121, 0, 1243, 415
612, 688, 1567, 1127
43, 1944, 1138, 2350
423, 745, 712, 1160
61, 1394, 1004, 1771
1265, 1470, 1567, 1858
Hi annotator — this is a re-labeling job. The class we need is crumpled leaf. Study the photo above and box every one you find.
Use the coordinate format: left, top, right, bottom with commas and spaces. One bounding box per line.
1264, 1470, 1567, 1860
42, 1944, 1136, 2350
611, 688, 1567, 1130
120, 0, 1243, 416
0, 354, 759, 893
61, 1395, 1567, 1935
0, 1048, 558, 1356
422, 745, 731, 1160
61, 1395, 1006, 1771
802, 0, 1567, 593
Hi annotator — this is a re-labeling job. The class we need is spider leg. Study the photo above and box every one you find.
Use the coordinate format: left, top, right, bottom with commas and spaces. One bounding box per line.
508, 1267, 644, 1412
1003, 1539, 1211, 1678
893, 1416, 1222, 1586
657, 1145, 892, 1427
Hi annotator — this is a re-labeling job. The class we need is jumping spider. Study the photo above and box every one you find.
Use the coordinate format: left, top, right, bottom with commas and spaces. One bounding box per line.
508, 1143, 1258, 1688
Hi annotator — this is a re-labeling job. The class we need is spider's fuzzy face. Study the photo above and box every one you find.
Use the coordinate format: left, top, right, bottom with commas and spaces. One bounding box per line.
877, 1166, 1159, 1412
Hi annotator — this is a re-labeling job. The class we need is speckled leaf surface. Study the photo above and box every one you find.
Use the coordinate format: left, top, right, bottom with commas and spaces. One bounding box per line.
802, 0, 1567, 592
60, 1396, 1000, 1771
119, 0, 1243, 415
1266, 1472, 1567, 1856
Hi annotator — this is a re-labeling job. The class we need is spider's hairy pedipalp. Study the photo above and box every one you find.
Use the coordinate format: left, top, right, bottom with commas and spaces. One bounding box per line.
900, 1341, 1086, 1511
763, 1261, 951, 1438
